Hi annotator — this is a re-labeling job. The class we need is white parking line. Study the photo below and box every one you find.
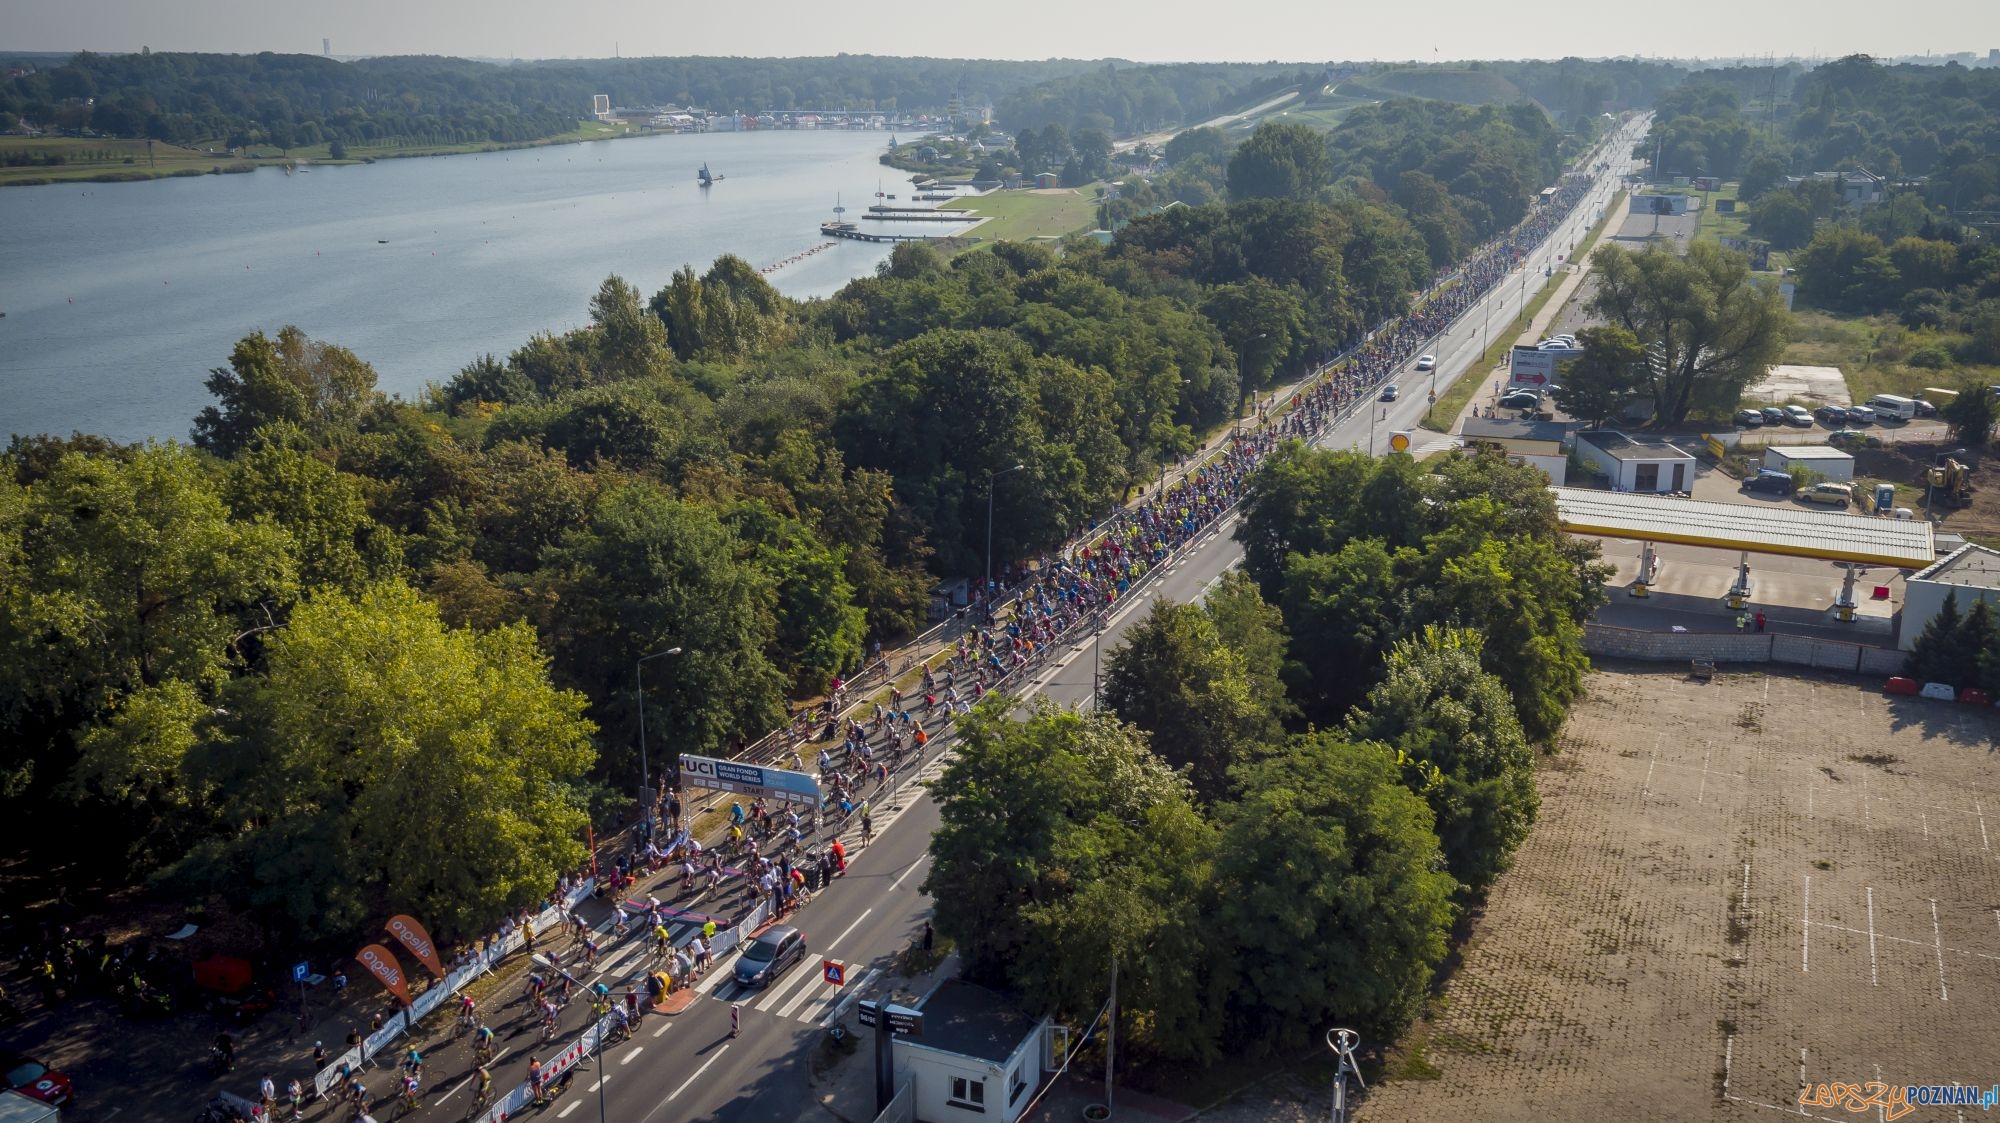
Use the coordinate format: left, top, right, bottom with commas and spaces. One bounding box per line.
667, 1044, 730, 1101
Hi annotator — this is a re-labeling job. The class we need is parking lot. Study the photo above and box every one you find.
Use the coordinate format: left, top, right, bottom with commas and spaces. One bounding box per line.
1358, 665, 2000, 1122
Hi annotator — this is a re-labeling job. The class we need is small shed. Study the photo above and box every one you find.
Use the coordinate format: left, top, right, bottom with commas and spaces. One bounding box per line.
1762, 444, 1855, 483
1575, 431, 1696, 493
1033, 171, 1059, 189
1902, 544, 2000, 650
1460, 417, 1571, 484
893, 980, 1052, 1123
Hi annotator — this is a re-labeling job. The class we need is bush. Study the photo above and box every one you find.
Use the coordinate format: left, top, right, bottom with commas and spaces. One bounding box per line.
1899, 288, 1949, 330
1908, 344, 1954, 370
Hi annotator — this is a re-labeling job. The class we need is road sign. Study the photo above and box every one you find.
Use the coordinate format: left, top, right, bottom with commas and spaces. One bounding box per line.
824, 959, 846, 986
885, 1004, 924, 1037
857, 999, 921, 1036
292, 961, 311, 983
1387, 432, 1411, 453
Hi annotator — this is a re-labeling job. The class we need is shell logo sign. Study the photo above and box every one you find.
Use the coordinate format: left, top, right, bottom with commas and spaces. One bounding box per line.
1388, 431, 1412, 453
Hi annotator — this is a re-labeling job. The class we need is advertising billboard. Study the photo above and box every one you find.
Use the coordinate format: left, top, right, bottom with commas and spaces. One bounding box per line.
1508, 345, 1580, 389
679, 753, 821, 806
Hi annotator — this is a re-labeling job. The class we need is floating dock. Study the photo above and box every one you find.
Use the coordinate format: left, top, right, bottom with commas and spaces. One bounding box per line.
822, 221, 939, 243
863, 204, 977, 221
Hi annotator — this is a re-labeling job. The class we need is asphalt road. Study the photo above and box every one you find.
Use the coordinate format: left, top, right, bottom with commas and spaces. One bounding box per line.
377, 121, 1650, 1123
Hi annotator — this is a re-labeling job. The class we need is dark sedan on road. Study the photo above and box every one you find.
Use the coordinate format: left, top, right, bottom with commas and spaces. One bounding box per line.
733, 925, 808, 989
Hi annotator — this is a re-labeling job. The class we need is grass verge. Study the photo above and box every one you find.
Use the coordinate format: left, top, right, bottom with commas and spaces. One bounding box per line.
1419, 190, 1624, 432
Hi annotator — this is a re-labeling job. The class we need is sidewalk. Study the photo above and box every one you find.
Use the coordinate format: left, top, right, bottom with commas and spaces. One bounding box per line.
1443, 191, 1633, 439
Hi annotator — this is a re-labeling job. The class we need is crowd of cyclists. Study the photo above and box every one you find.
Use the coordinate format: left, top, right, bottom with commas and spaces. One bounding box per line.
205, 154, 1611, 1123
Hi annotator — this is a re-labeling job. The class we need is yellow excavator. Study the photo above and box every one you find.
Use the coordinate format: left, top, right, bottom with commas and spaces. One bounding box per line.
1926, 458, 1973, 508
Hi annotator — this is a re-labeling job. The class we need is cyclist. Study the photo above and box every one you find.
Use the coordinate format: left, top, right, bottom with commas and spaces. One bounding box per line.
473, 1021, 495, 1062
400, 1070, 421, 1111
476, 1065, 493, 1103
458, 994, 476, 1030
402, 1047, 422, 1079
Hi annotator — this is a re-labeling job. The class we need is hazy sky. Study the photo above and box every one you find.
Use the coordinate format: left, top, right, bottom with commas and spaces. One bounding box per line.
7, 0, 1999, 63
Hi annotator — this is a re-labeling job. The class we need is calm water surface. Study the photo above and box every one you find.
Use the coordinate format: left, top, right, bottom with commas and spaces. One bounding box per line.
0, 130, 941, 441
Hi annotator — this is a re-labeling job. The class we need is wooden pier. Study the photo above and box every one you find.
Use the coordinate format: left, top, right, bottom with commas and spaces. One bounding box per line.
821, 221, 939, 243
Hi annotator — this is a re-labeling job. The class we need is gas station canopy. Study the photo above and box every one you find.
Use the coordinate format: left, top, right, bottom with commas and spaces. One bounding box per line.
1551, 487, 1937, 569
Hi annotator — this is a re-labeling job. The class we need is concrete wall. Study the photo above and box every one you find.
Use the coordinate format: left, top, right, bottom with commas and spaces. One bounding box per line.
1584, 623, 1904, 676
1520, 453, 1567, 485
1901, 578, 2000, 651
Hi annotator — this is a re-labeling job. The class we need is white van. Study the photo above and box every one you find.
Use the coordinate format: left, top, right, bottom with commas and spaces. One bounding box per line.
1866, 394, 1918, 422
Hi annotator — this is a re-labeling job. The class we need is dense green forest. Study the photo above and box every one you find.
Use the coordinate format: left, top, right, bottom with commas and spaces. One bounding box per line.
0, 140, 1469, 944
0, 50, 1112, 149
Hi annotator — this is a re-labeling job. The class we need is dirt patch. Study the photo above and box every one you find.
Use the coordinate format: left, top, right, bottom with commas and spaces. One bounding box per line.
1746, 364, 1852, 407
1355, 664, 2000, 1122
1851, 440, 2000, 539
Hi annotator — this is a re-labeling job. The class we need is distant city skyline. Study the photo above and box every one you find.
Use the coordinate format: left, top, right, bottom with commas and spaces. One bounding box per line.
5, 0, 1999, 66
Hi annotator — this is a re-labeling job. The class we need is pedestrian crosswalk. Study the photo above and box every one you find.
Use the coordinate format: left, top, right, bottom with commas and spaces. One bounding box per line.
695, 960, 886, 1027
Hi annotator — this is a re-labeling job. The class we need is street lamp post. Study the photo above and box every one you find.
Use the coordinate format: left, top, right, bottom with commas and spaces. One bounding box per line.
1326, 1028, 1364, 1123
985, 464, 1027, 606
635, 646, 683, 803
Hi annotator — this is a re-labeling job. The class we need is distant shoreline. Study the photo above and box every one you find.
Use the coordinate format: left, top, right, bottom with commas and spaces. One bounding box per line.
0, 122, 681, 188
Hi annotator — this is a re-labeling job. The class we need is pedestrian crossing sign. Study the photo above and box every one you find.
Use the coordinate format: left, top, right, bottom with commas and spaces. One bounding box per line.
824, 959, 845, 986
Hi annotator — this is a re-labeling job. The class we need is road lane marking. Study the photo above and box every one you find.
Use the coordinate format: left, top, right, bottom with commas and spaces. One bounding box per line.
667, 1044, 730, 1101
621, 1044, 643, 1065
753, 960, 824, 1013
889, 857, 927, 894
653, 1020, 672, 1037
560, 1101, 582, 1117
776, 977, 830, 1020
825, 908, 873, 953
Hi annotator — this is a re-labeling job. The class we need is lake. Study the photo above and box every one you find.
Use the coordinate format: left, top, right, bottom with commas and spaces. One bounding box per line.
0, 129, 949, 442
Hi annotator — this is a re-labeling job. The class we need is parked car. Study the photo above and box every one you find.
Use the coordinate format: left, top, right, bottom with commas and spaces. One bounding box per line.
1546, 333, 1578, 346
733, 925, 808, 989
1759, 407, 1786, 426
1499, 390, 1542, 410
1415, 355, 1435, 371
1741, 470, 1797, 495
1783, 405, 1814, 427
1827, 429, 1883, 450
1914, 398, 1938, 417
1845, 405, 1876, 425
1813, 405, 1848, 426
1800, 482, 1856, 507
1734, 409, 1765, 428
1380, 384, 1399, 401
0, 1053, 73, 1107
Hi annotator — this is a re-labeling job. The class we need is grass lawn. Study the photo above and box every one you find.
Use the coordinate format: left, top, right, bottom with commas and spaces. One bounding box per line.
941, 185, 1101, 246
1784, 306, 2000, 403
1690, 182, 1751, 244
0, 120, 629, 186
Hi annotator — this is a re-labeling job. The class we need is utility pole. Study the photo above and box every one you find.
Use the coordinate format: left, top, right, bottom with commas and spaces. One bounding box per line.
1104, 955, 1117, 1114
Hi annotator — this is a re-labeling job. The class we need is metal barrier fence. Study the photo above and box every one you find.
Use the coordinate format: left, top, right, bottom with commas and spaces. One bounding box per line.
309, 880, 595, 1098
871, 1078, 917, 1123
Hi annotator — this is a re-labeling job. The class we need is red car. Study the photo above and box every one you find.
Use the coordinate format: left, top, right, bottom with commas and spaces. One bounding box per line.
1, 1052, 74, 1106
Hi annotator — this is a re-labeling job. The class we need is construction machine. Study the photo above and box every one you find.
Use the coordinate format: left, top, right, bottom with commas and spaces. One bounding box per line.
1926, 458, 1973, 508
